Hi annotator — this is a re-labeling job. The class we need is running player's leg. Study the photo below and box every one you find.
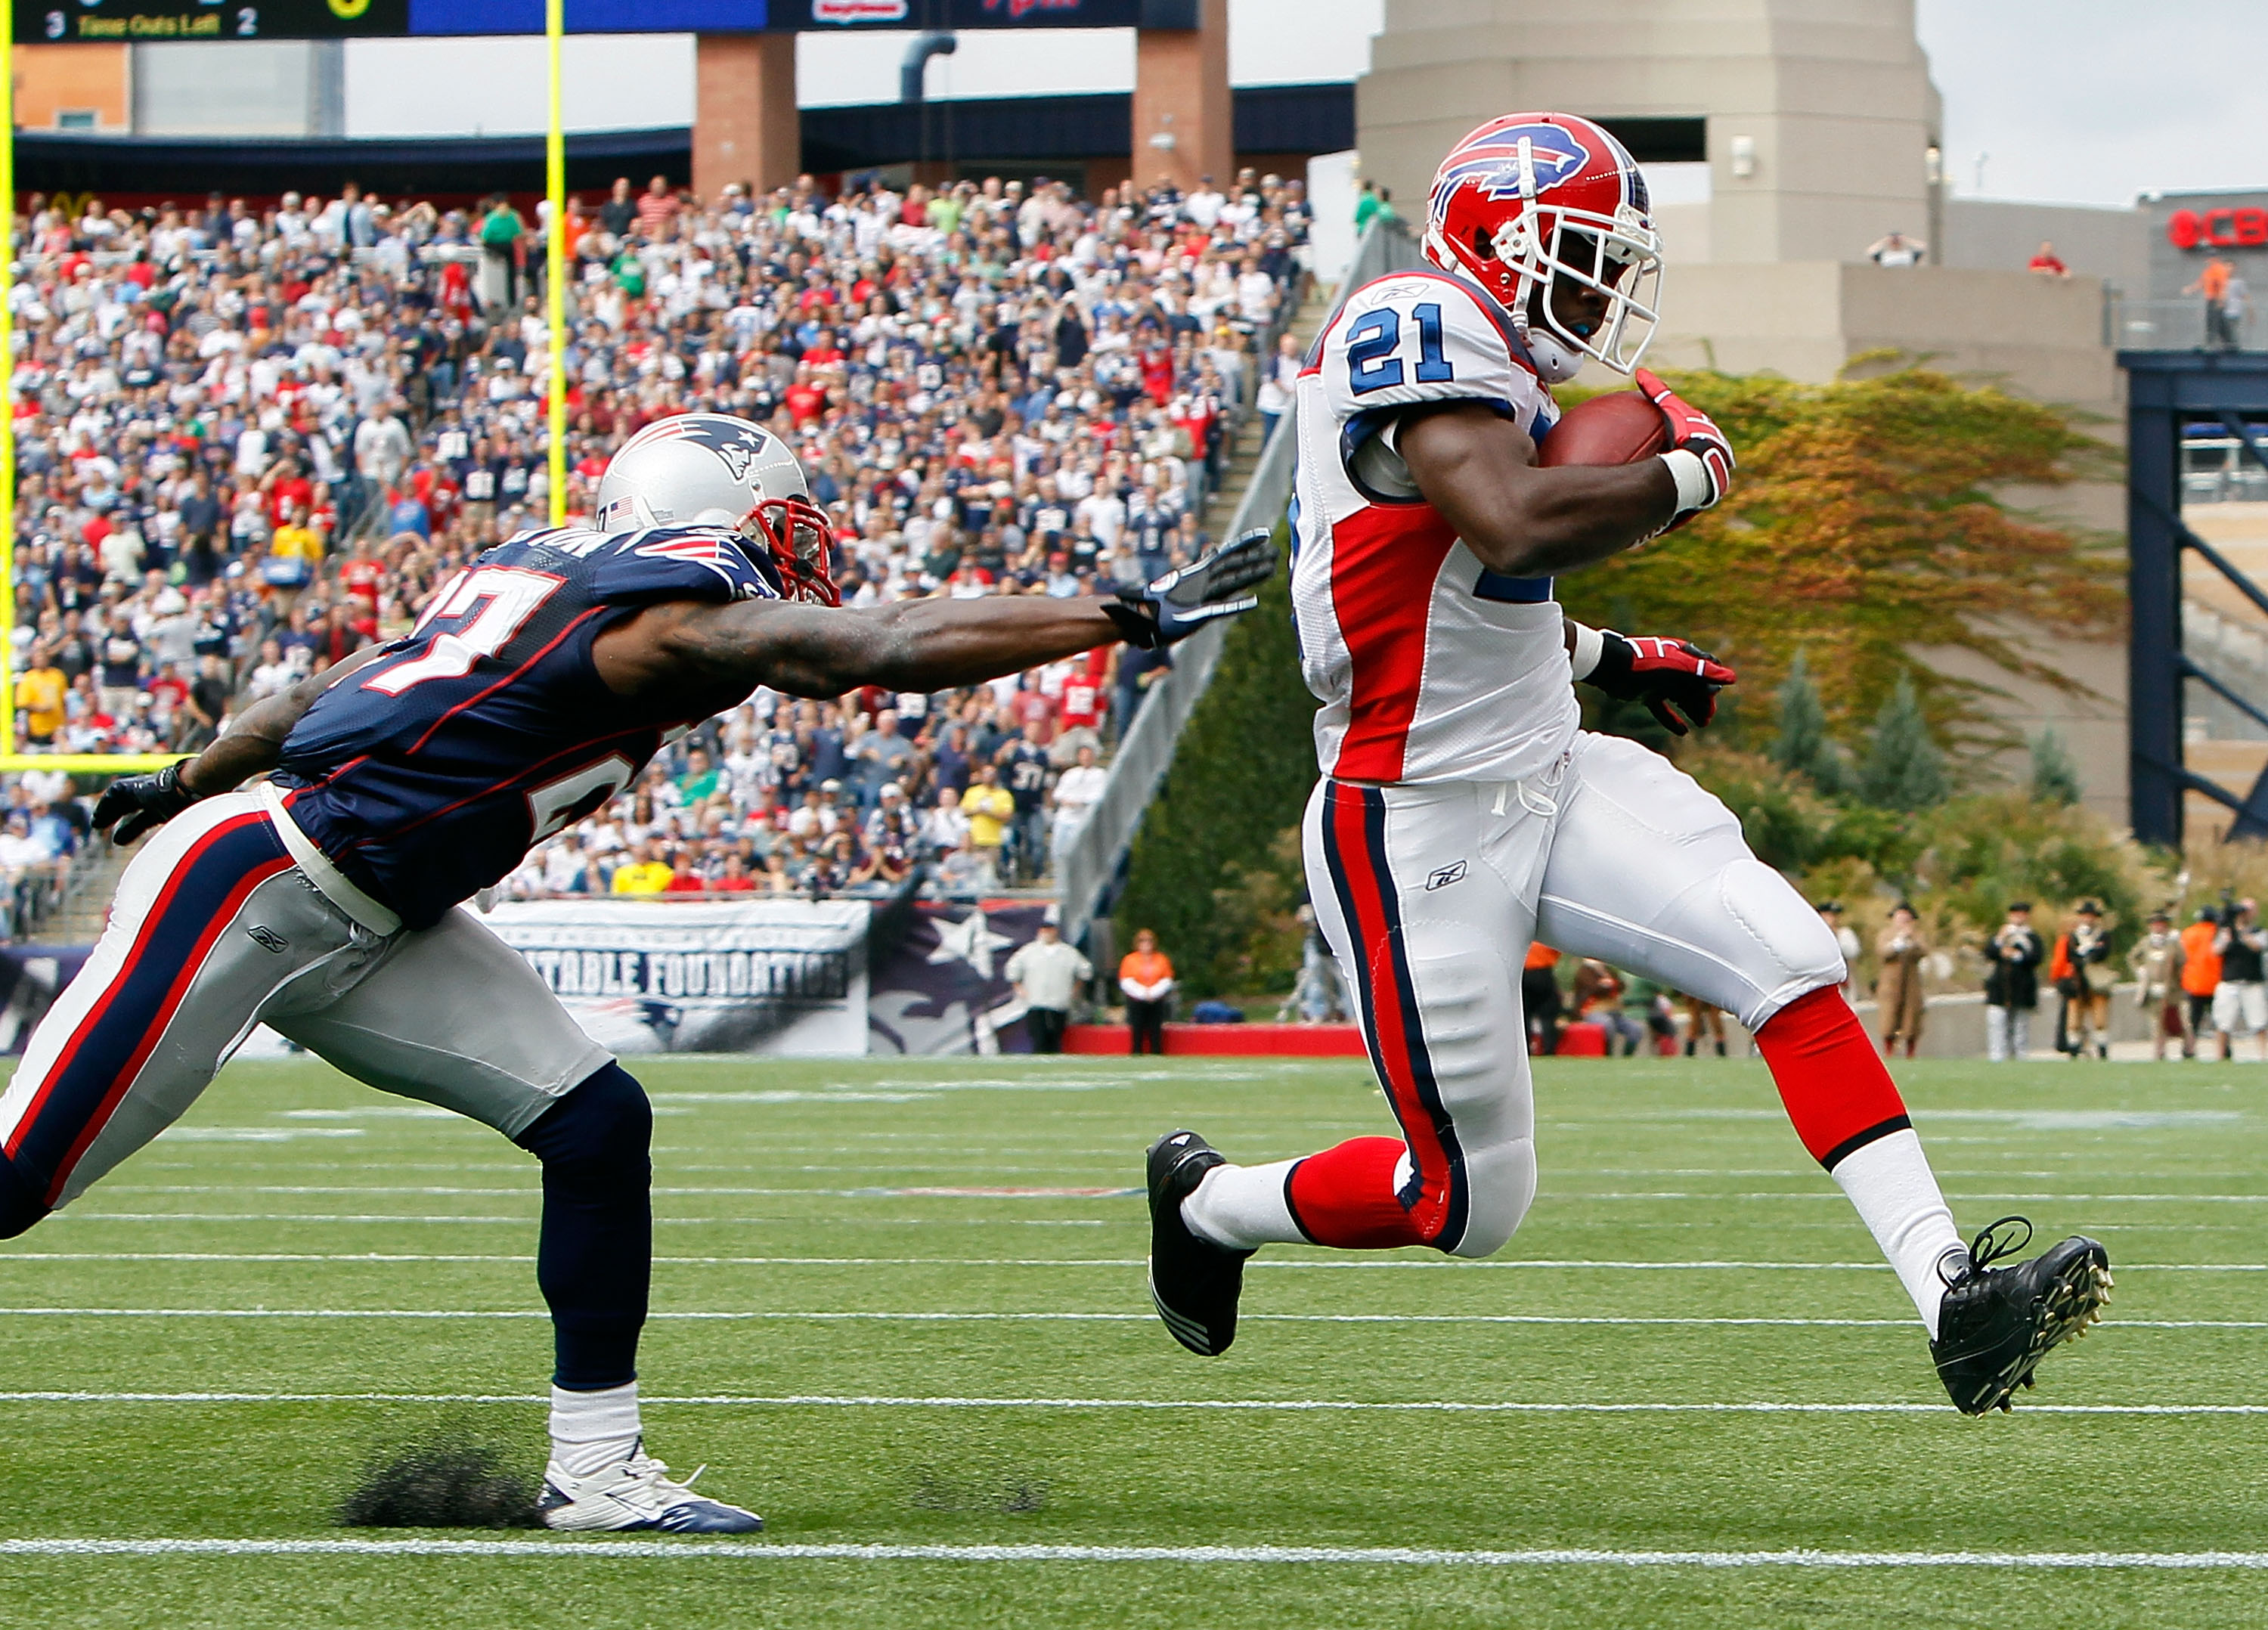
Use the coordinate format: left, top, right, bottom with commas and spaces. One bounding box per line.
0, 794, 364, 1235
1182, 778, 1541, 1260
271, 907, 757, 1530
1532, 733, 1968, 1331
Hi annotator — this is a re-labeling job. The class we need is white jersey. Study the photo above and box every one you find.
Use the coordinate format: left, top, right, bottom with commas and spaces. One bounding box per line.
1290, 268, 1577, 785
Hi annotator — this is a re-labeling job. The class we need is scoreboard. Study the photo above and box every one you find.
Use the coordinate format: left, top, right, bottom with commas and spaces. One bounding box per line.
20, 0, 410, 39
16, 0, 1189, 39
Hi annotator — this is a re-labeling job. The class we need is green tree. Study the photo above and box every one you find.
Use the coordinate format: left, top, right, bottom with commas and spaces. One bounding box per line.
1770, 650, 1845, 793
1857, 677, 1950, 811
2030, 728, 2083, 807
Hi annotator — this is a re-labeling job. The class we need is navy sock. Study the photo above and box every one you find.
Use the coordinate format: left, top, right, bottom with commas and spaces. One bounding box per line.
513, 1061, 652, 1390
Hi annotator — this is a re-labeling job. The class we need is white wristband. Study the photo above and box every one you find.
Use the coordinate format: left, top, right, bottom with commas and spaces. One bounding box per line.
1566, 620, 1606, 681
1660, 448, 1712, 514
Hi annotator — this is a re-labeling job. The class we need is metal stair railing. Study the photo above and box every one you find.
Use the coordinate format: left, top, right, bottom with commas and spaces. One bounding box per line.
1056, 218, 1425, 947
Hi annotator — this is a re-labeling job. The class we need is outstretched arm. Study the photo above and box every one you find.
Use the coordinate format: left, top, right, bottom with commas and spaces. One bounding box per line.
598, 593, 1125, 705
593, 529, 1278, 706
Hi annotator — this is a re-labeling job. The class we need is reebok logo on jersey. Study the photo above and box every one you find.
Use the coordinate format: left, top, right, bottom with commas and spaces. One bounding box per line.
246, 925, 290, 953
1425, 860, 1468, 891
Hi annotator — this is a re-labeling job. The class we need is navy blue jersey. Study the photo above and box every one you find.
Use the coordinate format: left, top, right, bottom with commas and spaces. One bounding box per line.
275, 525, 779, 929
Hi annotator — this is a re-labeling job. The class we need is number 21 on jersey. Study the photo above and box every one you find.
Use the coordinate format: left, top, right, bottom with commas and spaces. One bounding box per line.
1346, 302, 1458, 394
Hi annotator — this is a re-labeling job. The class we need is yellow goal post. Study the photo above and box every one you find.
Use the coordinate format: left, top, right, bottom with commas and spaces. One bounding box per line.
0, 5, 571, 776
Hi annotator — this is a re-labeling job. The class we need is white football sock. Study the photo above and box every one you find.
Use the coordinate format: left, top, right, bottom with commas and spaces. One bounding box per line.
1180, 1160, 1303, 1250
549, 1381, 642, 1479
1830, 1129, 1968, 1337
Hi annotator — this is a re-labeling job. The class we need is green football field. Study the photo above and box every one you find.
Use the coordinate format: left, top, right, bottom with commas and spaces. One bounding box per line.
0, 1049, 2264, 1628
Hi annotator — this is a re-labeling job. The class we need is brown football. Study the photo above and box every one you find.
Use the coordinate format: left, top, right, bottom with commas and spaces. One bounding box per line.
1537, 390, 1668, 467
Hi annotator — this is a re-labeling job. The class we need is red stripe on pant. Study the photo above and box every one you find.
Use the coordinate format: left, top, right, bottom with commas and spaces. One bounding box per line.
1287, 783, 1457, 1250
4, 810, 272, 1162
45, 854, 294, 1203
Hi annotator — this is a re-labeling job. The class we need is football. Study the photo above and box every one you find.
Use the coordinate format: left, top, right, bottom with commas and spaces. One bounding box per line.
1537, 389, 1670, 467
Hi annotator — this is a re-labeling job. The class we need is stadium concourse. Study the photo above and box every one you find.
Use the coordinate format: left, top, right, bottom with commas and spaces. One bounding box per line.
0, 171, 1313, 925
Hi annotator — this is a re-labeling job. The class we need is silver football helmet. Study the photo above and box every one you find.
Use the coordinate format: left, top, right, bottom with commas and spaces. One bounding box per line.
595, 413, 838, 604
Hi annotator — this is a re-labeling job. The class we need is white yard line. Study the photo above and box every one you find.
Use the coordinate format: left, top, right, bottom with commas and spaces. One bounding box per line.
2, 1392, 2261, 1415
0, 1306, 2245, 1329
2, 1537, 2266, 1567
14, 1249, 2268, 1272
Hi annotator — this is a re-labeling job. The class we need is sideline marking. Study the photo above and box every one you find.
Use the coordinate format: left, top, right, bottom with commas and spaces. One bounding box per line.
2, 1537, 2267, 1567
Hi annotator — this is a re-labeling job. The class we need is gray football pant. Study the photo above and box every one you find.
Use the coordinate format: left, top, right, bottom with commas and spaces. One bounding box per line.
0, 791, 609, 1213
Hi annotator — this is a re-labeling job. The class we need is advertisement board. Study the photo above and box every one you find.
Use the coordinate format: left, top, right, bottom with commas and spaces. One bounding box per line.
481, 896, 870, 1056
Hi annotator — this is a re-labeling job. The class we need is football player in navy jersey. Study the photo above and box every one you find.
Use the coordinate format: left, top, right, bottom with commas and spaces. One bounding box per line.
0, 412, 1273, 1534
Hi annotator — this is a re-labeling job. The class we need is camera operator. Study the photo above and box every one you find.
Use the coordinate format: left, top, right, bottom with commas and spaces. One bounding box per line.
1981, 900, 2044, 1062
2212, 898, 2268, 1061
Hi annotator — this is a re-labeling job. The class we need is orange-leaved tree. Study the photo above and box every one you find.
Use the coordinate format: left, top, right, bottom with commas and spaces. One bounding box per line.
1557, 362, 2124, 750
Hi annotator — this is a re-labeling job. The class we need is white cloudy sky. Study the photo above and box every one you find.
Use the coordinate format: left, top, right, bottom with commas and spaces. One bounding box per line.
346, 0, 2268, 209
1915, 0, 2268, 204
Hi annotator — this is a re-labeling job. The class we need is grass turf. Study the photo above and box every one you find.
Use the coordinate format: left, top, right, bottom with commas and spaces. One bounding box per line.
0, 1050, 2263, 1627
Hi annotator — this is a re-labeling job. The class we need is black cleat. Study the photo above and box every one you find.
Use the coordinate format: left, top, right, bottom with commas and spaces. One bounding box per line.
1930, 1216, 2112, 1415
1145, 1130, 1253, 1356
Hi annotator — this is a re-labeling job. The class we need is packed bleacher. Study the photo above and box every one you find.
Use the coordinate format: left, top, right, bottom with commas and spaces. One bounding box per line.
2, 168, 1314, 925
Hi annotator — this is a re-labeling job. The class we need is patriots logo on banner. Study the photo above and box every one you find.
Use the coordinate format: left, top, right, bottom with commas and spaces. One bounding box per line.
1432, 122, 1592, 211
642, 416, 772, 484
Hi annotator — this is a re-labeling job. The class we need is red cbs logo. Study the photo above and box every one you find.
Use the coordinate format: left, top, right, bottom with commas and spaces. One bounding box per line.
2167, 207, 2268, 250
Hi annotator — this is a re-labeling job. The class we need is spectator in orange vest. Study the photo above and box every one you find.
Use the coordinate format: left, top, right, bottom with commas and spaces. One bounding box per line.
1522, 943, 1563, 1055
2189, 256, 2236, 349
1120, 929, 1176, 1055
2180, 906, 2223, 1056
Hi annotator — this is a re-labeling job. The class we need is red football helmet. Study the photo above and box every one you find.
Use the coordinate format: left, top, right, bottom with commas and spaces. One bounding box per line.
1422, 112, 1663, 381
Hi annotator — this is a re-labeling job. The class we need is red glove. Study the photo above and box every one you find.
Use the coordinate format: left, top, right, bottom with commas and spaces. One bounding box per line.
1585, 631, 1737, 735
1634, 367, 1734, 530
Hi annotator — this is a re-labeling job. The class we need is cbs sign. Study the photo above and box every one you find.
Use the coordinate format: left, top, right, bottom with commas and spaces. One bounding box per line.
2167, 206, 2268, 251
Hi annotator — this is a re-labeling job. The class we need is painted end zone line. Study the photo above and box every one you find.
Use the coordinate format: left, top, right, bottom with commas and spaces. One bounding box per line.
7, 1392, 2268, 1416
3, 1538, 2267, 1570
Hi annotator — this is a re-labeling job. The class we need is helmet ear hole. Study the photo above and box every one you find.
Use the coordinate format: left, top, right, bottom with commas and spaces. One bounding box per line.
1472, 228, 1495, 261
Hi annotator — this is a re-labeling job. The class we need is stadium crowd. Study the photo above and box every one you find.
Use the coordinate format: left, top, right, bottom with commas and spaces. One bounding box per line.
0, 166, 1314, 922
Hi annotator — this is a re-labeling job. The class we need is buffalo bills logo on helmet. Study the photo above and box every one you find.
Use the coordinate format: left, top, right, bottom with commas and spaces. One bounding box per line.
1430, 122, 1593, 218
642, 416, 772, 484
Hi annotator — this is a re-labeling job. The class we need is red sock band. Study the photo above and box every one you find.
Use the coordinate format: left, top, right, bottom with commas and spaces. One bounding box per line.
1755, 986, 1910, 1168
1284, 1137, 1429, 1250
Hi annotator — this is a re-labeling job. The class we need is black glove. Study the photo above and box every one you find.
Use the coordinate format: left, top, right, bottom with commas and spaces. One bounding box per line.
92, 762, 203, 847
1104, 528, 1279, 650
1584, 631, 1737, 736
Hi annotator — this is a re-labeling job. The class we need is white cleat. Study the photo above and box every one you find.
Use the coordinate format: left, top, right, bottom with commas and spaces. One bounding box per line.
538, 1442, 762, 1534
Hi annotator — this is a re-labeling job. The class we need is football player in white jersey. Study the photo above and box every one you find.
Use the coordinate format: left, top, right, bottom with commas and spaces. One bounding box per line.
1144, 113, 2110, 1414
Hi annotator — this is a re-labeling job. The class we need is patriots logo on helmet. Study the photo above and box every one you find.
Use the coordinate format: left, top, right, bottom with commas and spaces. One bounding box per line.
642, 416, 773, 483
1430, 122, 1591, 212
